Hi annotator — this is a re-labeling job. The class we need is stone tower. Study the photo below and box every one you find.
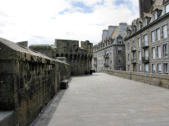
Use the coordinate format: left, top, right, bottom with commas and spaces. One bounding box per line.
139, 0, 154, 18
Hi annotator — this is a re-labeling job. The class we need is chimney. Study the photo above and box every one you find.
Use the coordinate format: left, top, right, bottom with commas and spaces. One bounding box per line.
139, 0, 154, 18
102, 30, 108, 42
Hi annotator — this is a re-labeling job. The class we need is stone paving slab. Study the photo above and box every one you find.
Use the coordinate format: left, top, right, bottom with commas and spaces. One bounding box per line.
32, 73, 169, 126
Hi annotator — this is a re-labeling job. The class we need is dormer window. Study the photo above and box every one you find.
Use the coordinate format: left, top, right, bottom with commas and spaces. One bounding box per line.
117, 36, 123, 44
137, 24, 140, 30
127, 29, 131, 36
165, 3, 169, 13
153, 11, 158, 20
143, 18, 148, 27
139, 23, 142, 29
137, 23, 142, 30
133, 26, 137, 32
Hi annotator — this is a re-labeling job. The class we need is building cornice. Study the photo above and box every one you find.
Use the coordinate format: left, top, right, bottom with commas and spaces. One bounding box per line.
93, 44, 125, 53
125, 12, 169, 41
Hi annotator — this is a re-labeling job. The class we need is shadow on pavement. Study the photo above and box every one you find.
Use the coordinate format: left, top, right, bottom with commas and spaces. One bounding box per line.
72, 73, 102, 78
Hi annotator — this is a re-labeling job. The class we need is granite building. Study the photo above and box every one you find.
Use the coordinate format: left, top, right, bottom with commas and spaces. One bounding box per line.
125, 0, 169, 74
30, 39, 93, 75
93, 23, 128, 72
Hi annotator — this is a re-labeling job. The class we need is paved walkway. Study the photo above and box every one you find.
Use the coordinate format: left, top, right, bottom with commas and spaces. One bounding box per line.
32, 73, 169, 126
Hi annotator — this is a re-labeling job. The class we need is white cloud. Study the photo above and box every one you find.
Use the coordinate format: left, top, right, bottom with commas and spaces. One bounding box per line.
0, 0, 139, 45
67, 0, 103, 6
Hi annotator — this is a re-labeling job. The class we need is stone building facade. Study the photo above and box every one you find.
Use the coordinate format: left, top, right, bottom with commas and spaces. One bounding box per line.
30, 39, 93, 76
92, 23, 128, 72
0, 38, 71, 126
125, 0, 169, 74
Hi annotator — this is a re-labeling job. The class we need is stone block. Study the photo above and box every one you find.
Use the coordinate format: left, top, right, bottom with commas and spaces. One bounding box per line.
60, 80, 69, 89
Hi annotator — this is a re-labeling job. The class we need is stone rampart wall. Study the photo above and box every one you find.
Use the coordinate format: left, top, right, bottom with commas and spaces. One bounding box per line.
0, 38, 70, 126
106, 70, 169, 89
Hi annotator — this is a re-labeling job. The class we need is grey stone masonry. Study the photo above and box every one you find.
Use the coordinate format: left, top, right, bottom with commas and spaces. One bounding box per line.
125, 0, 169, 74
93, 23, 128, 72
30, 39, 93, 76
0, 38, 71, 126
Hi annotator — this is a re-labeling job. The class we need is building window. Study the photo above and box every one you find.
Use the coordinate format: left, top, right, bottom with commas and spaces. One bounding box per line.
152, 64, 156, 73
128, 54, 130, 61
145, 63, 149, 72
138, 64, 142, 72
117, 37, 123, 44
133, 64, 137, 72
128, 65, 130, 71
152, 47, 156, 59
143, 34, 148, 45
157, 63, 162, 73
143, 18, 148, 26
133, 26, 137, 32
133, 51, 136, 59
132, 41, 136, 48
156, 28, 160, 41
163, 44, 168, 57
163, 63, 168, 74
138, 51, 141, 61
151, 31, 155, 42
144, 49, 149, 58
128, 42, 130, 50
117, 47, 122, 54
118, 57, 122, 63
165, 4, 169, 13
137, 24, 141, 30
138, 38, 141, 48
157, 46, 161, 58
153, 11, 158, 20
162, 25, 168, 38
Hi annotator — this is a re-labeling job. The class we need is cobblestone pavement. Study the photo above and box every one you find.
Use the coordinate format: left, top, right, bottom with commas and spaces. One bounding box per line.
32, 73, 169, 126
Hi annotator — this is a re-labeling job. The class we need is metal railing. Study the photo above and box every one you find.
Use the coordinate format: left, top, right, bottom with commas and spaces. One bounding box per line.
142, 41, 149, 48
142, 57, 149, 63
131, 47, 136, 52
131, 58, 137, 64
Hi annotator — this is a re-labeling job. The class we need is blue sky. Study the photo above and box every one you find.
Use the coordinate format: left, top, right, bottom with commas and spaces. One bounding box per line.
59, 0, 105, 14
115, 0, 128, 5
0, 0, 139, 45
71, 1, 94, 13
58, 1, 94, 15
114, 0, 134, 13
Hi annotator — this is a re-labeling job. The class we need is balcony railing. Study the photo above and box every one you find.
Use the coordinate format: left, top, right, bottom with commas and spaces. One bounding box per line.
131, 47, 136, 52
142, 41, 149, 48
131, 58, 137, 64
94, 64, 97, 67
94, 57, 97, 60
104, 54, 109, 59
142, 57, 149, 63
104, 63, 109, 67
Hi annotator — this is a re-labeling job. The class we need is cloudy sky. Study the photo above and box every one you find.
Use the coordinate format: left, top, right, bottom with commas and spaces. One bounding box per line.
0, 0, 139, 45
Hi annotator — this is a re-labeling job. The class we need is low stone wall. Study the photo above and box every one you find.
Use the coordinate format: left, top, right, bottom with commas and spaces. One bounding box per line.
106, 70, 169, 89
0, 38, 70, 126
